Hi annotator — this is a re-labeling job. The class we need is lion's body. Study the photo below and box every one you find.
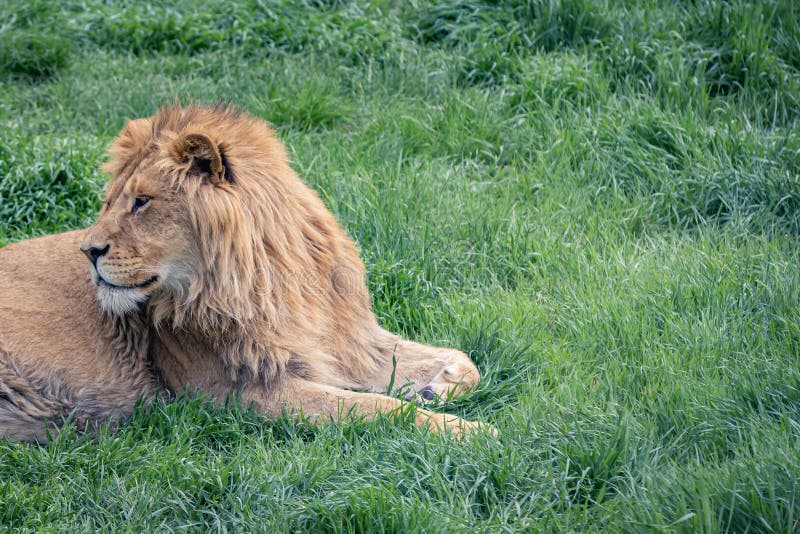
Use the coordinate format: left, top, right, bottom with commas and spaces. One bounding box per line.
0, 104, 486, 441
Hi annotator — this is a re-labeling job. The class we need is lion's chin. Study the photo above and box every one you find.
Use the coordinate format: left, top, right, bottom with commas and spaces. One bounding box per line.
93, 274, 159, 315
96, 284, 150, 315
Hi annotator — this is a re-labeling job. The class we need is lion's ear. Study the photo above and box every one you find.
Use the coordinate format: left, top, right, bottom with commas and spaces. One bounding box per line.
172, 132, 231, 185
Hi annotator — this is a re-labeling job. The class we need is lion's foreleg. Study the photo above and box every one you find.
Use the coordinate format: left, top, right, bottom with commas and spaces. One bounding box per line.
242, 377, 486, 437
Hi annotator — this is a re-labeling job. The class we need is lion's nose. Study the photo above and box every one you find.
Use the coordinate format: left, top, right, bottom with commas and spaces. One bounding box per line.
80, 244, 110, 265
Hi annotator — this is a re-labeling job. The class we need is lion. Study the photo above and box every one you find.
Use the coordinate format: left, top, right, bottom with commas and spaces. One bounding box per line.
0, 103, 491, 441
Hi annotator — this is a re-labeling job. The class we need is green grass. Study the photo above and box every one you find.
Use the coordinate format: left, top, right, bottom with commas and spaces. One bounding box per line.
1, 0, 799, 531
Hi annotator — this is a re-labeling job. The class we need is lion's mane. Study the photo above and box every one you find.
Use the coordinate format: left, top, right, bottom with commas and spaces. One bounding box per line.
103, 103, 384, 388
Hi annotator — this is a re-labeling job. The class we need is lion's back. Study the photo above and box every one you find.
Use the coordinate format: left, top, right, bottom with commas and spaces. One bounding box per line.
0, 231, 161, 441
0, 231, 119, 385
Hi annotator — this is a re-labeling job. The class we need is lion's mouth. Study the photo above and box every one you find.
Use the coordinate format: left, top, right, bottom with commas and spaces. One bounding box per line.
97, 274, 159, 290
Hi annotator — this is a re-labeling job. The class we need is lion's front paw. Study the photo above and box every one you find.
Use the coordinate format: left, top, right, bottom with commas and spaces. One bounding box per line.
419, 412, 498, 438
446, 417, 499, 439
404, 359, 481, 404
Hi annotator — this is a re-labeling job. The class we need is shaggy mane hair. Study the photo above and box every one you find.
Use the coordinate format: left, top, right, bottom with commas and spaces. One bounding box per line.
102, 103, 379, 387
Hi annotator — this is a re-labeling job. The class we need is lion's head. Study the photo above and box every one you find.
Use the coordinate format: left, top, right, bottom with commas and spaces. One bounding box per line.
80, 116, 201, 314
80, 103, 326, 329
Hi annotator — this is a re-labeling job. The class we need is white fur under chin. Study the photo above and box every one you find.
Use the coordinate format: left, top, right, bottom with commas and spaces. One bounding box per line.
96, 284, 149, 315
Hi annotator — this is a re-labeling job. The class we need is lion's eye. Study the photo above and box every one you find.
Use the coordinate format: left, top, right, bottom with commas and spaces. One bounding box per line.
132, 195, 151, 214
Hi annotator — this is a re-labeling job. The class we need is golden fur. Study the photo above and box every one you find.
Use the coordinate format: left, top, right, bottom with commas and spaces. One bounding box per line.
0, 103, 489, 441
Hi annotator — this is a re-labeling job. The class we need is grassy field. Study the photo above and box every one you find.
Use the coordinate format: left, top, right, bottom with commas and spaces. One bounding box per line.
1, 0, 799, 531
